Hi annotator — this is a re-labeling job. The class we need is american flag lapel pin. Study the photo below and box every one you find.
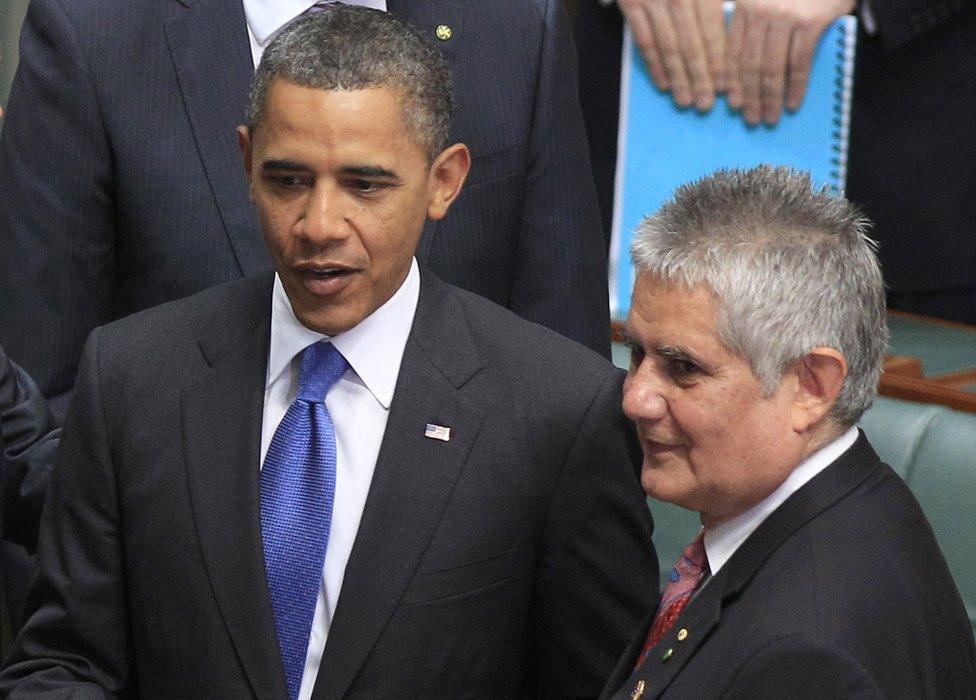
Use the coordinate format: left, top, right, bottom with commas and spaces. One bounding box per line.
424, 423, 451, 442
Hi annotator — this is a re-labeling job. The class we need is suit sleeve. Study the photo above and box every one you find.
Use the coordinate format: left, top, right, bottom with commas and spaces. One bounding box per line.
0, 0, 115, 400
866, 0, 971, 49
531, 367, 658, 698
507, 0, 612, 360
723, 634, 885, 698
0, 345, 61, 553
0, 330, 130, 697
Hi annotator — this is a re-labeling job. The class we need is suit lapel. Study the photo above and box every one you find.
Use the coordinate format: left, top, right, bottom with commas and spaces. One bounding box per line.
607, 434, 884, 699
164, 0, 265, 276
624, 577, 725, 699
313, 273, 486, 698
181, 275, 287, 698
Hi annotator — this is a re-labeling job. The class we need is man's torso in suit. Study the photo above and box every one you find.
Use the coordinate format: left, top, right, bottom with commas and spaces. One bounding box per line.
0, 270, 658, 698
602, 434, 976, 699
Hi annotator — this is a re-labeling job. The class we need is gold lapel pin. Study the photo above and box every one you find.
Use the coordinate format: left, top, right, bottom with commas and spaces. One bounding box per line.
676, 628, 689, 642
630, 679, 645, 700
435, 24, 452, 41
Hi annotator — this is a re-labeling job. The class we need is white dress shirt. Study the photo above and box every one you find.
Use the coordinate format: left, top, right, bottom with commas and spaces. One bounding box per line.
261, 258, 419, 699
702, 426, 860, 577
242, 0, 388, 68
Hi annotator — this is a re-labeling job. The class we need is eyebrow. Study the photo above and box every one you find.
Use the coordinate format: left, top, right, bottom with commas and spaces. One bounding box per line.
261, 159, 308, 172
340, 165, 399, 179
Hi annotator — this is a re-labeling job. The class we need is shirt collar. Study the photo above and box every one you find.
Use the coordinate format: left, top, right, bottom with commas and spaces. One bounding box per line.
703, 425, 859, 576
266, 257, 420, 409
243, 0, 388, 47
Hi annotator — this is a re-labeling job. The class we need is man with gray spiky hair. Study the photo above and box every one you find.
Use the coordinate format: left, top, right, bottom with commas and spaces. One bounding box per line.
0, 7, 655, 698
602, 165, 976, 698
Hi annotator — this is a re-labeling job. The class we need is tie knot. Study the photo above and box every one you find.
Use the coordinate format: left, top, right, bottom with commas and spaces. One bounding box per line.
297, 342, 348, 403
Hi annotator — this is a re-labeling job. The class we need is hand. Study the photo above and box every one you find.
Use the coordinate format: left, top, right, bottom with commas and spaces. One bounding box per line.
618, 0, 727, 112
725, 0, 854, 125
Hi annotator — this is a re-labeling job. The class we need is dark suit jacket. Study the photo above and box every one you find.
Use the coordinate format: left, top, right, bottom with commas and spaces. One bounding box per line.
577, 0, 976, 318
601, 433, 976, 699
0, 270, 658, 697
0, 347, 59, 554
0, 347, 60, 654
0, 0, 609, 404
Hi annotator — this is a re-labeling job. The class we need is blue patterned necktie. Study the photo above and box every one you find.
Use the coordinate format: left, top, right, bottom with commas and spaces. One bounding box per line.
260, 341, 348, 700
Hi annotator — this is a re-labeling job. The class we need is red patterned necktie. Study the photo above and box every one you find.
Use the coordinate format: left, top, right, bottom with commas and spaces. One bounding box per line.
634, 530, 707, 668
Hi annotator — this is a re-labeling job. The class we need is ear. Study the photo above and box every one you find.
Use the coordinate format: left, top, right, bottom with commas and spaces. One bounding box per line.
788, 347, 848, 433
237, 125, 254, 184
426, 143, 471, 220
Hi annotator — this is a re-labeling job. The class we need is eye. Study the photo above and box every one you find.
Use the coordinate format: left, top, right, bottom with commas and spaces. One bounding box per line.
625, 339, 645, 371
666, 356, 700, 382
347, 179, 391, 196
265, 173, 310, 190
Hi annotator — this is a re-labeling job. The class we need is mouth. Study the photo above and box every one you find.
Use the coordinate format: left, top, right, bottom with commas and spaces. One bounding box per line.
640, 437, 683, 459
292, 262, 361, 296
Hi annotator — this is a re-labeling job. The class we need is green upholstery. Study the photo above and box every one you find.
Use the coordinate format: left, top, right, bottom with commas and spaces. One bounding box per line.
895, 407, 976, 637
856, 397, 945, 481
887, 314, 976, 376
860, 398, 976, 637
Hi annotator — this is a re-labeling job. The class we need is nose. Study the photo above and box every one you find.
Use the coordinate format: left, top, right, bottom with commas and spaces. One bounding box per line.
299, 182, 351, 244
622, 363, 668, 423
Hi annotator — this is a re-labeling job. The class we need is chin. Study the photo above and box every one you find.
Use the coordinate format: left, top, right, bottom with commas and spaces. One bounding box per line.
641, 465, 696, 508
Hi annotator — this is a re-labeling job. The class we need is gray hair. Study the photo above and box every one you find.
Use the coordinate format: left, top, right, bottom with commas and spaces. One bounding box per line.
246, 4, 453, 162
631, 165, 888, 426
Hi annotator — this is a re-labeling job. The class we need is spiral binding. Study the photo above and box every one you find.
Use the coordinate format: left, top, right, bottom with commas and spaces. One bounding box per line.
829, 17, 858, 195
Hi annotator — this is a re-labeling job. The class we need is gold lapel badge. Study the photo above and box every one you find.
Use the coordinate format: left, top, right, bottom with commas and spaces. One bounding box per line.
630, 679, 646, 700
435, 24, 452, 41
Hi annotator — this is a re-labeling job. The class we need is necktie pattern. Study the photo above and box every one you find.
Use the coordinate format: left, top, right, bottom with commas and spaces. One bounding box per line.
634, 530, 707, 668
260, 341, 348, 700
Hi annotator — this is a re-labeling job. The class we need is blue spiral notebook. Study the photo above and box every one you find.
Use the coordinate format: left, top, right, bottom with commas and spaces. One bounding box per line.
609, 8, 858, 318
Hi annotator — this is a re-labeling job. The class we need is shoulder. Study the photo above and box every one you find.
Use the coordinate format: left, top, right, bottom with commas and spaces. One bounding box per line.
21, 0, 200, 60
438, 278, 619, 391
92, 274, 271, 361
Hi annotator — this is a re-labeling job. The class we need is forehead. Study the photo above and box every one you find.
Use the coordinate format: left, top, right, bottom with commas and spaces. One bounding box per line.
627, 273, 719, 341
254, 79, 422, 158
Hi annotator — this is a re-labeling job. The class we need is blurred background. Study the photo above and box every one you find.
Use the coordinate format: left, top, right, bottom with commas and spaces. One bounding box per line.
0, 1, 30, 112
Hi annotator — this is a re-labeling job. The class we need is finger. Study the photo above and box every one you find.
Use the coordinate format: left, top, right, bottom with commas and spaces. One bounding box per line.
624, 4, 671, 91
669, 0, 716, 110
785, 25, 818, 111
724, 5, 747, 109
760, 18, 791, 124
696, 0, 727, 93
739, 11, 768, 125
646, 1, 694, 107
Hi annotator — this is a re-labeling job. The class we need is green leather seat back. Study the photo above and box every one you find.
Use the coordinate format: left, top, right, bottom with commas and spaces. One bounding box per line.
858, 396, 944, 480
903, 409, 976, 635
